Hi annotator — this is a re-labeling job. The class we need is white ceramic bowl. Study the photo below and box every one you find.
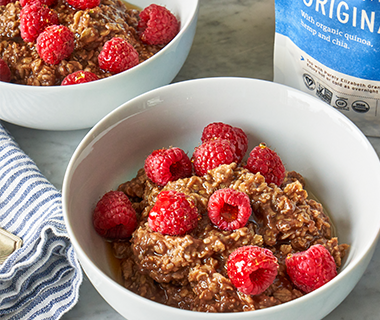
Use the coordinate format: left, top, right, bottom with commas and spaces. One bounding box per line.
0, 0, 199, 131
63, 77, 380, 320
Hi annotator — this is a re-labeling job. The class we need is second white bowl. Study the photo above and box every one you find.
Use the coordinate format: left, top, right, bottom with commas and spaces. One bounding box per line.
0, 0, 199, 130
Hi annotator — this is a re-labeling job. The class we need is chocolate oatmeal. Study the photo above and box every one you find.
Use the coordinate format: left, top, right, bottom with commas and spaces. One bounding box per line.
113, 163, 349, 312
0, 0, 166, 85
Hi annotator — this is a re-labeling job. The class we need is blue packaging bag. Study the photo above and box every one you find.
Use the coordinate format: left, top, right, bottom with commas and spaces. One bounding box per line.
274, 0, 380, 136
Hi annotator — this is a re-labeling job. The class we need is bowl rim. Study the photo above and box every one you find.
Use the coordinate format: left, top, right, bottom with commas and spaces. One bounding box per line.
0, 0, 200, 90
62, 76, 380, 318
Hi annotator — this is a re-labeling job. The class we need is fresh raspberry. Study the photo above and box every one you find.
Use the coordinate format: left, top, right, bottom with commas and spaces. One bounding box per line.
201, 122, 248, 163
65, 0, 99, 10
98, 37, 139, 74
138, 4, 179, 45
93, 190, 137, 240
36, 25, 74, 65
192, 139, 236, 176
285, 244, 337, 293
61, 70, 99, 85
144, 147, 192, 186
227, 245, 278, 295
0, 58, 11, 82
19, 0, 57, 7
148, 190, 198, 236
0, 0, 16, 5
19, 2, 59, 43
207, 188, 252, 231
233, 127, 249, 161
245, 143, 285, 186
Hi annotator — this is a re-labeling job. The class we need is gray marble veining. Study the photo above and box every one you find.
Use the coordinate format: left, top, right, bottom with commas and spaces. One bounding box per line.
2, 0, 379, 319
173, 0, 275, 82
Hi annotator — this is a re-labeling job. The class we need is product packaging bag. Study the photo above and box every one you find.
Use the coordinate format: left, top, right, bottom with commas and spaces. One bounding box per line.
274, 0, 380, 137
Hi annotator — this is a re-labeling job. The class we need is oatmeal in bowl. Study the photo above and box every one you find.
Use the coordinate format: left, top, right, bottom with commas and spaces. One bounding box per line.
1, 0, 178, 85
62, 78, 380, 320
0, 0, 199, 129
94, 121, 350, 312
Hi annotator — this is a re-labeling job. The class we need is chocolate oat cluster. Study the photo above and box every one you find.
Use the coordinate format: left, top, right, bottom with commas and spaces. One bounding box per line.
0, 0, 179, 85
93, 122, 349, 312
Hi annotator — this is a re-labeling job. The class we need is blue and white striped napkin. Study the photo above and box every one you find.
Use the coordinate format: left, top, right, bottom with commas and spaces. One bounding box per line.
0, 124, 82, 319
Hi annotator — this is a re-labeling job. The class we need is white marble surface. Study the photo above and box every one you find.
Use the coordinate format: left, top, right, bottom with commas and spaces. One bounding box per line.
2, 0, 380, 319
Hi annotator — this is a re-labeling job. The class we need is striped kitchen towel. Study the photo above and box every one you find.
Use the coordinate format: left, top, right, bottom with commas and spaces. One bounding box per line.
0, 124, 83, 320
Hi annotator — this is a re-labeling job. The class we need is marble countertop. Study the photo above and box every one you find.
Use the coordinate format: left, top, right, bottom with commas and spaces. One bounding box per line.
2, 0, 380, 319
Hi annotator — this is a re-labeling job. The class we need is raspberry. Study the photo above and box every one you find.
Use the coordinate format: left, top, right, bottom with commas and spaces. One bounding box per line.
61, 70, 99, 85
144, 147, 192, 186
138, 4, 179, 45
19, 2, 59, 43
192, 139, 236, 176
0, 58, 11, 82
245, 143, 285, 186
0, 0, 16, 5
285, 244, 337, 293
98, 37, 139, 74
207, 188, 251, 231
93, 190, 137, 240
148, 190, 198, 236
65, 0, 99, 10
227, 246, 278, 295
19, 0, 57, 7
201, 122, 248, 163
233, 127, 249, 161
36, 25, 74, 65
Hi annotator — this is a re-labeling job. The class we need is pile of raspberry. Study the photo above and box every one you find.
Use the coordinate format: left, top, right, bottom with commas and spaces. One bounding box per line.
93, 121, 340, 298
0, 1, 179, 85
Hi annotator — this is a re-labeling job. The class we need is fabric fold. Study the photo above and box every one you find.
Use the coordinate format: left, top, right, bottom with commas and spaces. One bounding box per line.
0, 124, 82, 320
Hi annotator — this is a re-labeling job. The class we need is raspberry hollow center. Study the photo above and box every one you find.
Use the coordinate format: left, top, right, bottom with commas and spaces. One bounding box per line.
170, 162, 183, 179
249, 268, 265, 283
220, 203, 239, 222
